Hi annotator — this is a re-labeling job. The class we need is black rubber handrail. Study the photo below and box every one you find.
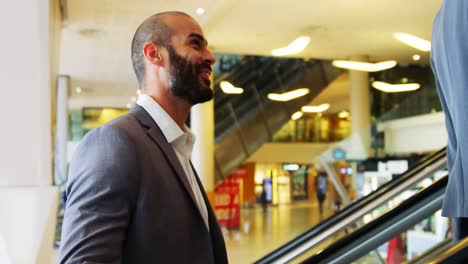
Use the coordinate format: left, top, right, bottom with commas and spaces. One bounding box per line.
255, 147, 446, 264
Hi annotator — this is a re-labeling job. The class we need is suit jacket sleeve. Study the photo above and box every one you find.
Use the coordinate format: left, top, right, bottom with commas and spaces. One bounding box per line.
58, 125, 139, 264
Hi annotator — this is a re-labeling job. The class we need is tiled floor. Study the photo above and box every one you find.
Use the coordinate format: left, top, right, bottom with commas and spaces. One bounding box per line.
223, 200, 332, 264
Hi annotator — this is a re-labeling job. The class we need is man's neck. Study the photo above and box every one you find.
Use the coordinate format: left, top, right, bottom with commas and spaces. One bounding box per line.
144, 92, 190, 129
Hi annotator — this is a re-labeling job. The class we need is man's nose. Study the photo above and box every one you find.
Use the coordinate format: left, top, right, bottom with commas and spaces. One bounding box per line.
203, 49, 216, 65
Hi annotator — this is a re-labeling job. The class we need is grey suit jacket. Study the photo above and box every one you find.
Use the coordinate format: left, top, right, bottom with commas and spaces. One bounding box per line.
58, 105, 228, 263
432, 0, 468, 217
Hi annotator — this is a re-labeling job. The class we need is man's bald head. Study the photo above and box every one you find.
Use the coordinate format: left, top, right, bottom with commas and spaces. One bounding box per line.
131, 11, 190, 85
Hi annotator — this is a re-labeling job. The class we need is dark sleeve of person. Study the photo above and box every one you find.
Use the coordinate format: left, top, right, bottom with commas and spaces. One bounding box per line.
58, 125, 139, 264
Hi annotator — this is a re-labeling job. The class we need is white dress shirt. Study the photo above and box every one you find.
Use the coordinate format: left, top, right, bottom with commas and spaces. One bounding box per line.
137, 94, 209, 231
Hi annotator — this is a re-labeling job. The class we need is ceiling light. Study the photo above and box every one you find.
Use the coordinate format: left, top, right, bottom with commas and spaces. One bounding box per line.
267, 88, 310, 102
302, 103, 330, 113
338, 111, 350, 118
412, 54, 421, 61
196, 8, 205, 15
332, 60, 397, 72
291, 111, 303, 120
272, 36, 311, 56
220, 81, 244, 94
372, 81, 421, 93
393, 32, 431, 52
75, 87, 82, 94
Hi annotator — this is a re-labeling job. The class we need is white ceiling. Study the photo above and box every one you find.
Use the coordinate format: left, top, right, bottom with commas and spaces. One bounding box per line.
60, 0, 443, 102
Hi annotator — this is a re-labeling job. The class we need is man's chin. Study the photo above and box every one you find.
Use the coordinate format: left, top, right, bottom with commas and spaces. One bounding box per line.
189, 86, 213, 105
196, 89, 214, 104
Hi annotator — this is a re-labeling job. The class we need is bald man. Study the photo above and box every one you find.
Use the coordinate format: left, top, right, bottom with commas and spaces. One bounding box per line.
58, 12, 228, 263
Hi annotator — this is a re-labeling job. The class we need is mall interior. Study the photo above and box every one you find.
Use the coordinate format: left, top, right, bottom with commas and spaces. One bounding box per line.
2, 0, 465, 263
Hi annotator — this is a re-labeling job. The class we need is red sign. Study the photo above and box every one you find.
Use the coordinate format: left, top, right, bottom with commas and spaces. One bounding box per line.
214, 181, 240, 228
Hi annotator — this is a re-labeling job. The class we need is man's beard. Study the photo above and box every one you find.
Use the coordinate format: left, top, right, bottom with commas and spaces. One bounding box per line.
167, 46, 213, 105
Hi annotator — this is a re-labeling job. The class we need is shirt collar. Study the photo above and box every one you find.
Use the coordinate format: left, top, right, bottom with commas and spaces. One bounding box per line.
172, 130, 196, 158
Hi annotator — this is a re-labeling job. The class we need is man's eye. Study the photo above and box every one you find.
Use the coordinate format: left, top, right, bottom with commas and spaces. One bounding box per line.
191, 40, 202, 48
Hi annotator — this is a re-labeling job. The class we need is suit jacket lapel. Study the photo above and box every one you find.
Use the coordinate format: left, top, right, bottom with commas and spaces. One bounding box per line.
130, 105, 198, 209
191, 162, 228, 262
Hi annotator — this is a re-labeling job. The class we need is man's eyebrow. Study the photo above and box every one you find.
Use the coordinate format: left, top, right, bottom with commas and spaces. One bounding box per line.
188, 33, 208, 46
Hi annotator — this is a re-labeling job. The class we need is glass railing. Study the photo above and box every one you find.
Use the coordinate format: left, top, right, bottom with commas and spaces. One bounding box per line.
214, 57, 325, 140
271, 113, 351, 143
266, 64, 441, 144
372, 64, 441, 122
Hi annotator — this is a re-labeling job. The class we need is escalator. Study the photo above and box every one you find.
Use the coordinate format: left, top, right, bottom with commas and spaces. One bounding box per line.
213, 56, 342, 180
255, 148, 448, 264
303, 172, 446, 263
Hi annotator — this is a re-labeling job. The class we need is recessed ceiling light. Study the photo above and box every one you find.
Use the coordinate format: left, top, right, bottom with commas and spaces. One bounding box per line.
272, 36, 311, 56
372, 81, 421, 93
220, 81, 244, 94
291, 111, 303, 120
394, 32, 431, 52
412, 54, 421, 61
332, 60, 397, 72
196, 8, 205, 15
75, 87, 82, 94
302, 103, 330, 113
267, 88, 310, 102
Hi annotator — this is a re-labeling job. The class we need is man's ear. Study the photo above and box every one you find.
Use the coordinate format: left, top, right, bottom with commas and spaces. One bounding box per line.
143, 42, 163, 66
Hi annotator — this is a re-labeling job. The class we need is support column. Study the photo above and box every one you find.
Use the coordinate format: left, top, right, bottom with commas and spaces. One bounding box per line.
55, 75, 70, 188
0, 0, 61, 263
348, 56, 371, 159
0, 1, 55, 186
191, 97, 215, 205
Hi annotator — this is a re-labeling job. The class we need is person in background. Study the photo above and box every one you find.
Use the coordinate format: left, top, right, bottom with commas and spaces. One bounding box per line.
315, 172, 327, 219
58, 11, 228, 263
260, 183, 268, 214
431, 0, 468, 241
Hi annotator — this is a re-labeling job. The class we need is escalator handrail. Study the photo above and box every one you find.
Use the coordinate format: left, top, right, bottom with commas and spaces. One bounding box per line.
303, 173, 448, 263
427, 236, 468, 263
255, 148, 447, 264
407, 238, 453, 264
